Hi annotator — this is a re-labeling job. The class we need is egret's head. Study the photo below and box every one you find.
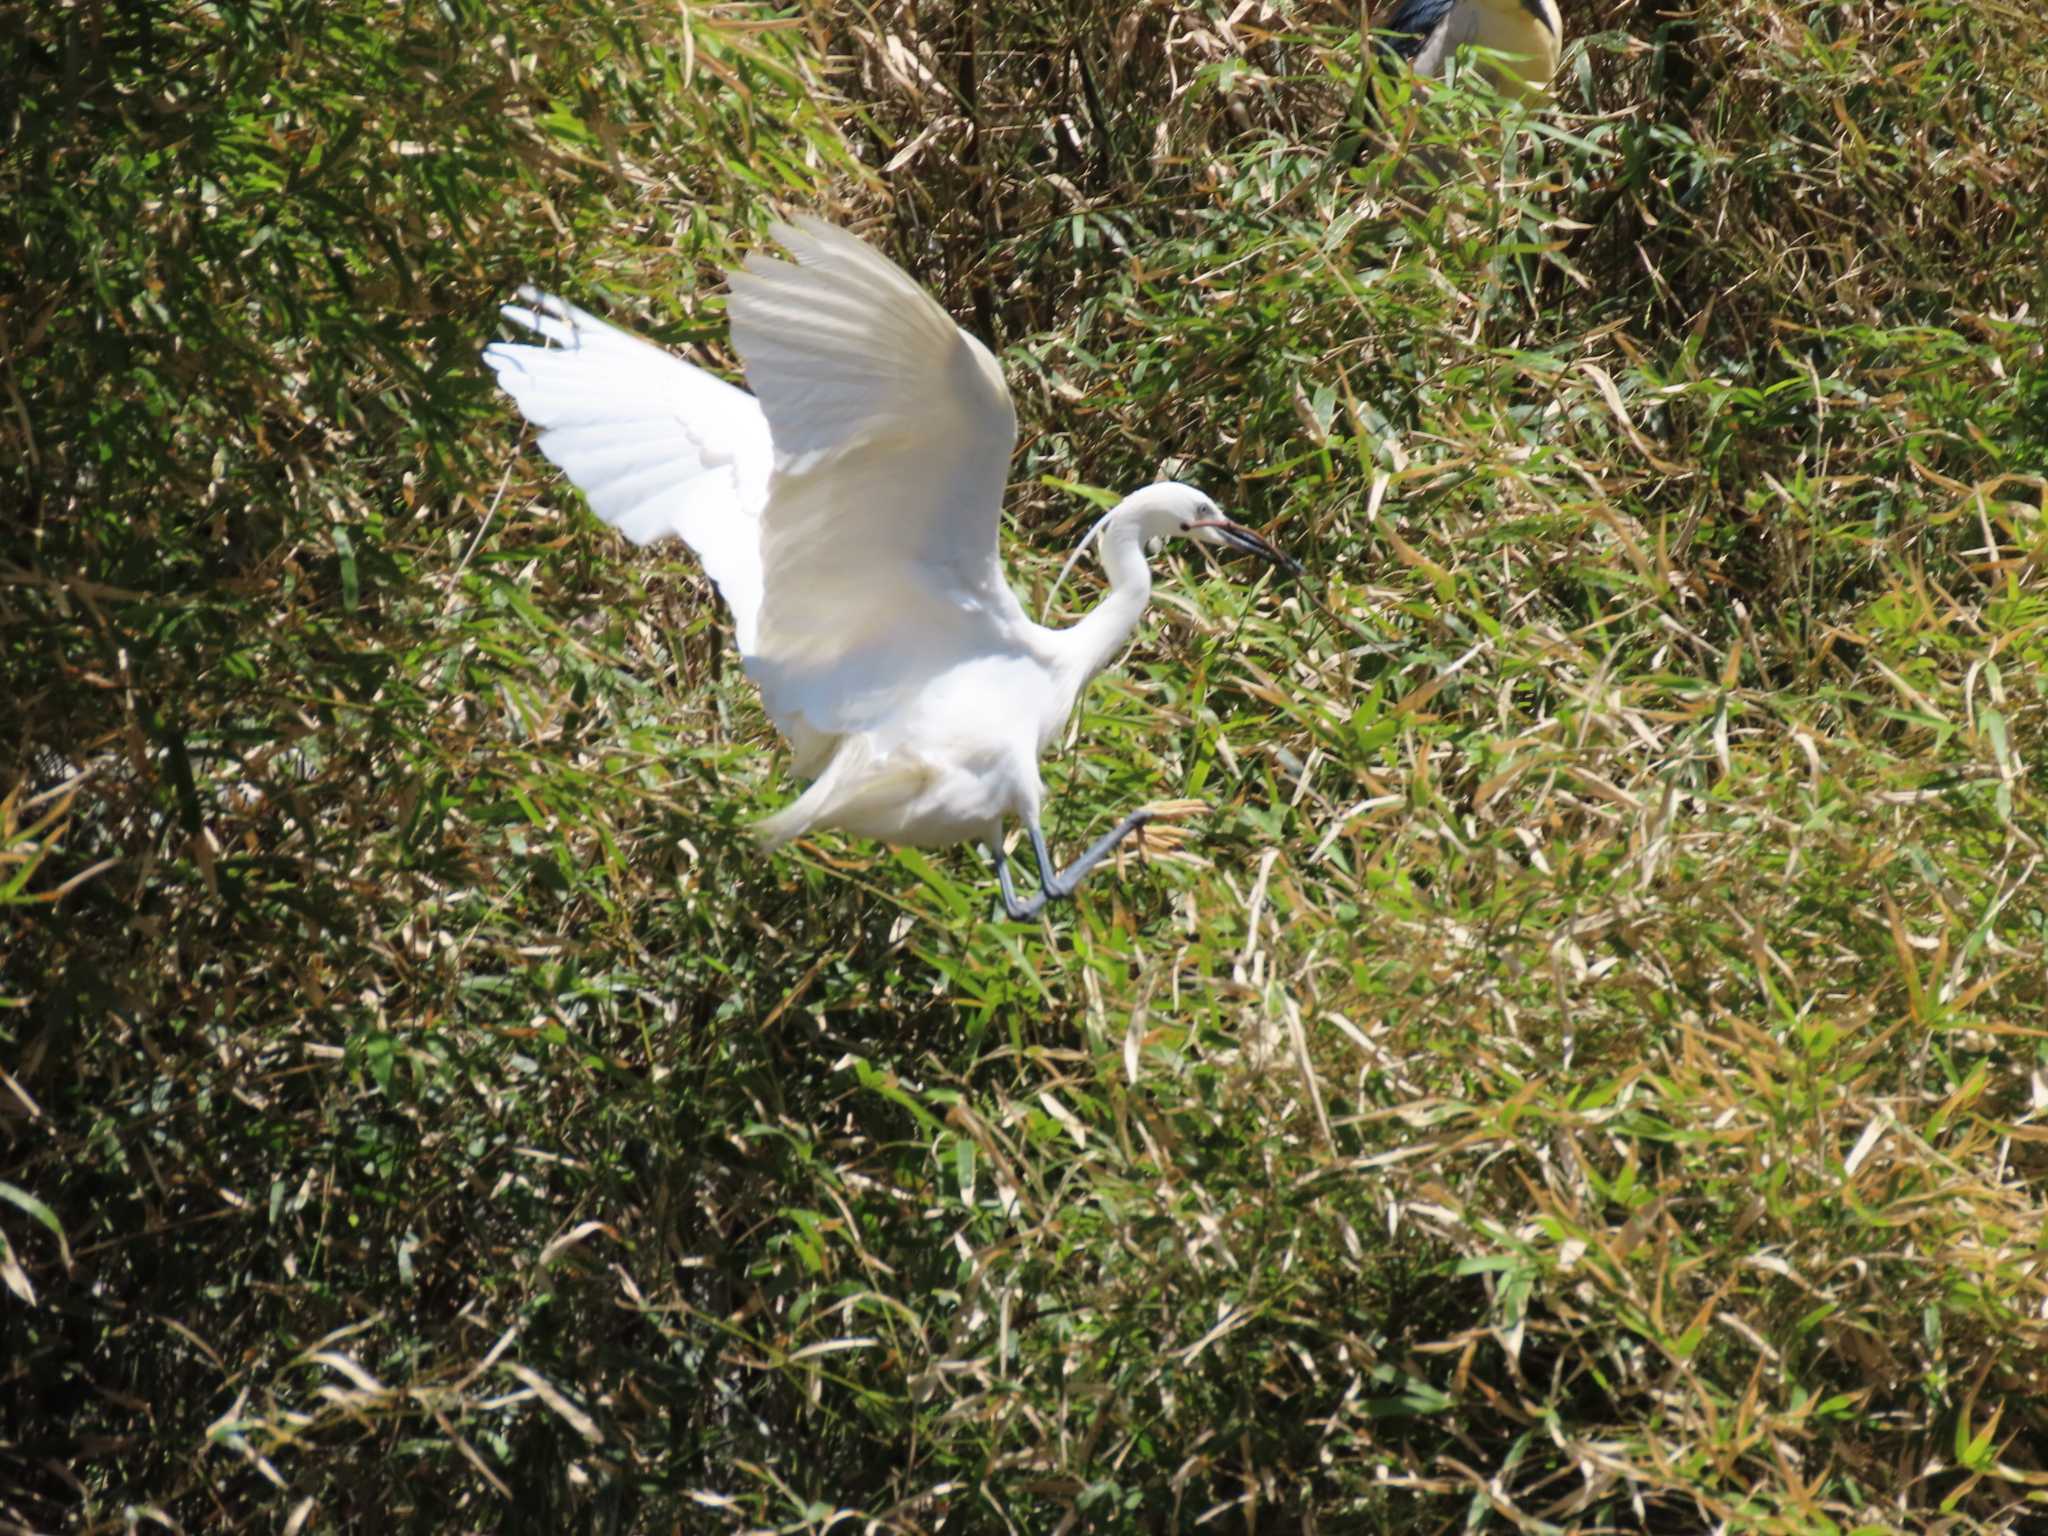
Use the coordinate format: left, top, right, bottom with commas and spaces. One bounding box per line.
1046, 481, 1300, 616
1128, 481, 1301, 573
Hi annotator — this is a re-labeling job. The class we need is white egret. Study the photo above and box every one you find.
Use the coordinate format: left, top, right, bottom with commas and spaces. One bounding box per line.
483, 215, 1295, 920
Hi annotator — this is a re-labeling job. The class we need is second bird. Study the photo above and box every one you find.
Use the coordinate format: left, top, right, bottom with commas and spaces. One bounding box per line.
484, 217, 1296, 921
1378, 0, 1564, 103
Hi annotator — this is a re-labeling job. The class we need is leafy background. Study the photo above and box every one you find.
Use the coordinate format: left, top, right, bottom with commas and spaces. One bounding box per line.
5, 0, 2047, 1530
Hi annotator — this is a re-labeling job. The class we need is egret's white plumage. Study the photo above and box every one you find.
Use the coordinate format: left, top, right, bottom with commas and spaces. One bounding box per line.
484, 215, 1293, 918
486, 290, 774, 646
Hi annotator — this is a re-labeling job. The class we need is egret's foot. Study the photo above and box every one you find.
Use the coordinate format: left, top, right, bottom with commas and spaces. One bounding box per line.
998, 891, 1049, 921
989, 810, 1155, 921
1040, 809, 1154, 901
993, 844, 1050, 921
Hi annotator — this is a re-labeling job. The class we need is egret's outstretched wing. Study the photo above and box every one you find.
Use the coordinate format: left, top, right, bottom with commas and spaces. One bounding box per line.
724, 216, 1023, 751
483, 291, 774, 650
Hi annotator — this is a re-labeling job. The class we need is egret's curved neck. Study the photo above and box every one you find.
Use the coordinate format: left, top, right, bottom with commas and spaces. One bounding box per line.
1055, 502, 1156, 696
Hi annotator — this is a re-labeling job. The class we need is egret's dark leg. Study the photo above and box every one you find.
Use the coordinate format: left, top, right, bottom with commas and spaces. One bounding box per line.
991, 810, 1155, 920
1033, 809, 1154, 902
991, 837, 1047, 921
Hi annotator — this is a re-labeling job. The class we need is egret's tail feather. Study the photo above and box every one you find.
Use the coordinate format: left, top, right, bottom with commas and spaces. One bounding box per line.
752, 738, 939, 848
751, 802, 813, 849
751, 736, 878, 848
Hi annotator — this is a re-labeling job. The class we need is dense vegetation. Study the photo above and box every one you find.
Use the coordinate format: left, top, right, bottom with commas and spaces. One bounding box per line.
6, 0, 2047, 1529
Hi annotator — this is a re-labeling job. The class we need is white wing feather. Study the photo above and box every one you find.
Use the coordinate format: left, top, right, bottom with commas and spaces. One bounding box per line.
482, 290, 774, 651
726, 216, 1024, 756
486, 220, 1024, 780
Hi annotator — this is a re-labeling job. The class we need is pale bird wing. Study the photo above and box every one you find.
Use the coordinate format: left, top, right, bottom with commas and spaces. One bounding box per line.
483, 291, 774, 651
725, 215, 1024, 753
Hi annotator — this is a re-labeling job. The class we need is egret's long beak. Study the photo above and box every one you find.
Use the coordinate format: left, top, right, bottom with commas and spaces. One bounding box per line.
1188, 517, 1304, 577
